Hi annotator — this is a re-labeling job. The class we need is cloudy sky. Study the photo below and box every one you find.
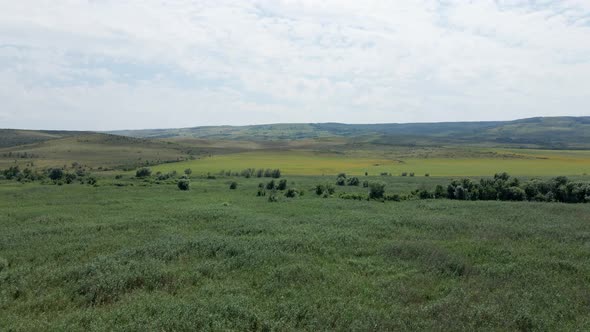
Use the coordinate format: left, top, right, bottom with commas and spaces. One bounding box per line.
1, 1, 589, 130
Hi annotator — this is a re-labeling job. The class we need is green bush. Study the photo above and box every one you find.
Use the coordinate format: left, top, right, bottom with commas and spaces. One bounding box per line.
368, 182, 386, 200
136, 168, 152, 178
48, 168, 64, 181
266, 180, 276, 190
347, 177, 360, 186
285, 188, 299, 198
277, 179, 288, 190
229, 182, 238, 190
177, 179, 190, 191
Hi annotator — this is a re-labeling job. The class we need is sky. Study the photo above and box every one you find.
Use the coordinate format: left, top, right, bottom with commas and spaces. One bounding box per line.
1, 1, 589, 130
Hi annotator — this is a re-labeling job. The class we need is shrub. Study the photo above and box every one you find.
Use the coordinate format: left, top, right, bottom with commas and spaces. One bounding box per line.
177, 179, 190, 191
365, 172, 368, 176
3, 166, 21, 180
135, 168, 152, 178
347, 177, 360, 186
368, 182, 386, 200
401, 172, 408, 177
326, 184, 336, 195
266, 180, 276, 190
425, 173, 430, 177
257, 188, 266, 196
271, 169, 281, 178
336, 176, 346, 186
339, 192, 366, 200
362, 180, 369, 188
268, 191, 278, 202
315, 183, 335, 196
229, 181, 238, 190
418, 189, 432, 199
277, 179, 288, 190
315, 184, 325, 195
64, 173, 77, 184
505, 186, 526, 201
48, 168, 64, 181
285, 188, 299, 198
385, 193, 401, 201
184, 168, 192, 175
409, 172, 415, 177
434, 185, 446, 198
86, 176, 97, 185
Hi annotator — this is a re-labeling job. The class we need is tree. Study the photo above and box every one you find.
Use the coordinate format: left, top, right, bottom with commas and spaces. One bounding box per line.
136, 167, 152, 178
177, 179, 190, 191
229, 181, 238, 189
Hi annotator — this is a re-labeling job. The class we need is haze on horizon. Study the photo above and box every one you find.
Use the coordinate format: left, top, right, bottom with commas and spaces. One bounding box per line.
1, 1, 590, 131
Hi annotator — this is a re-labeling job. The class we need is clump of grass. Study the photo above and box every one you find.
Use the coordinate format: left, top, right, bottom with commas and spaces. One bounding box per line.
385, 242, 474, 277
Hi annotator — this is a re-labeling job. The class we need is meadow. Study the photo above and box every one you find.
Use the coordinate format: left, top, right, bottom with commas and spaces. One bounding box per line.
151, 149, 590, 177
1, 175, 590, 330
2, 123, 590, 330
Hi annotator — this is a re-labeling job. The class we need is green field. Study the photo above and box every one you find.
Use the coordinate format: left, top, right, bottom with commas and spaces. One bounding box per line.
152, 149, 590, 177
1, 177, 590, 330
2, 122, 590, 330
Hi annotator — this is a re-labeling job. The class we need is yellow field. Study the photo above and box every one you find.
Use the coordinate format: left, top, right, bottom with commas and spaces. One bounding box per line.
153, 150, 590, 177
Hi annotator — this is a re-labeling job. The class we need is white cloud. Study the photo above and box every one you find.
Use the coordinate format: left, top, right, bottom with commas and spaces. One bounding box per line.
0, 0, 589, 130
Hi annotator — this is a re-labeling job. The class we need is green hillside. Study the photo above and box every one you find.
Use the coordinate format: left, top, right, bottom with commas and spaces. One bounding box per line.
110, 117, 590, 149
0, 129, 88, 148
0, 133, 195, 170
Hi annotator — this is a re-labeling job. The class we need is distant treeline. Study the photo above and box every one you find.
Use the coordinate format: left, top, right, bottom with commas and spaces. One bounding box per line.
339, 173, 590, 204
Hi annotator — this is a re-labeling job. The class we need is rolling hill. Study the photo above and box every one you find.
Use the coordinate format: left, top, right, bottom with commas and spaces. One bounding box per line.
109, 116, 590, 149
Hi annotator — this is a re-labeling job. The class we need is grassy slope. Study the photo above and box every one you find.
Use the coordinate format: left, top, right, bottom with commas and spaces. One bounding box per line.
0, 133, 194, 170
0, 129, 87, 148
1, 178, 589, 330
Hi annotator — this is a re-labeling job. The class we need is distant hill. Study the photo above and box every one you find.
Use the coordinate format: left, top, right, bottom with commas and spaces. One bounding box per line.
110, 117, 590, 149
0, 129, 88, 148
0, 132, 194, 170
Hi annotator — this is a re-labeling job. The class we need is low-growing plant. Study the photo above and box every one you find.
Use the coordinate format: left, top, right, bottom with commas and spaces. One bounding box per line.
229, 181, 238, 190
